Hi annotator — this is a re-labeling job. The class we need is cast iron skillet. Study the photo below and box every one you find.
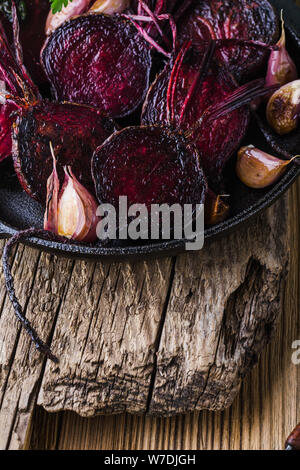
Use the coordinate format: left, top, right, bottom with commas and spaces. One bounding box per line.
0, 1, 299, 261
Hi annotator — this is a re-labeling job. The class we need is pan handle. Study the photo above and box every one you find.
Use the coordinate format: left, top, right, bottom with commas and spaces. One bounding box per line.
0, 221, 14, 240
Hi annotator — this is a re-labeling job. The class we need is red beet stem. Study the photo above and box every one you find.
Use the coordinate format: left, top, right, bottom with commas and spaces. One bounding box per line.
167, 40, 192, 125
215, 38, 279, 51
154, 13, 178, 52
11, 1, 40, 98
187, 79, 278, 139
137, 0, 171, 48
125, 16, 171, 57
207, 82, 278, 121
0, 3, 39, 104
179, 40, 216, 124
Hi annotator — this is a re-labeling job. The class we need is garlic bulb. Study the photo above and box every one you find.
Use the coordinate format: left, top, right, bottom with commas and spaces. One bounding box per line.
236, 145, 299, 188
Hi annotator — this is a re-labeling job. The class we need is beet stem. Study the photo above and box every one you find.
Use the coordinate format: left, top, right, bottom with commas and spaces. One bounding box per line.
215, 38, 279, 51
125, 16, 171, 57
207, 84, 278, 121
167, 40, 192, 125
12, 2, 24, 73
186, 80, 278, 140
179, 40, 216, 124
137, 0, 171, 48
0, 2, 39, 103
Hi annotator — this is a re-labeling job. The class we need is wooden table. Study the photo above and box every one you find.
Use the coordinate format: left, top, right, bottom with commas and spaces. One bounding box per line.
0, 179, 297, 450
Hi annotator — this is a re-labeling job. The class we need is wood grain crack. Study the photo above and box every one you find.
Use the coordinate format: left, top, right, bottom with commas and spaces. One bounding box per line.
146, 257, 177, 413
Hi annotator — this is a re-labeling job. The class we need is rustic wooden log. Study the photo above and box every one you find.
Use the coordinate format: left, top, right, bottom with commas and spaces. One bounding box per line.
0, 193, 291, 449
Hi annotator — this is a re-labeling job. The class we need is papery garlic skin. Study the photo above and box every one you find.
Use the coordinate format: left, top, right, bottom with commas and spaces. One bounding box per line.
266, 12, 297, 88
44, 152, 99, 243
237, 145, 291, 189
46, 0, 92, 35
57, 167, 99, 242
267, 80, 300, 135
45, 0, 129, 34
89, 0, 130, 14
44, 143, 59, 232
58, 179, 85, 238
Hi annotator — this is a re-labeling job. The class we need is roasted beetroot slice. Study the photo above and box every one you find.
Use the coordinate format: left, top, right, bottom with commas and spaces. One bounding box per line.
92, 126, 207, 209
178, 0, 279, 81
0, 0, 49, 85
41, 14, 152, 119
142, 46, 250, 184
12, 102, 116, 203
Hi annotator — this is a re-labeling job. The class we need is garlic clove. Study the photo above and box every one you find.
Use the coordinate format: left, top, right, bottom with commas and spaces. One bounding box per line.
46, 0, 130, 34
57, 166, 99, 242
205, 189, 230, 226
266, 11, 297, 89
57, 171, 85, 239
44, 142, 59, 233
266, 80, 300, 135
236, 145, 298, 189
43, 144, 99, 242
89, 0, 130, 14
46, 0, 91, 35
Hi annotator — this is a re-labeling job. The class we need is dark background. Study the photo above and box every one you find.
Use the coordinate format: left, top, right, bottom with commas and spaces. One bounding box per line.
273, 0, 300, 26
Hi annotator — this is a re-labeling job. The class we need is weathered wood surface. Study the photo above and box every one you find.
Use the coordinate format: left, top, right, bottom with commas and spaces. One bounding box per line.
0, 183, 297, 450
27, 182, 300, 450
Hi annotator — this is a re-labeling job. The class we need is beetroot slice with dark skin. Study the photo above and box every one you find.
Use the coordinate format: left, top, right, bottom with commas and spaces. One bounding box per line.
142, 43, 250, 184
92, 126, 207, 210
12, 102, 116, 203
41, 14, 152, 119
178, 0, 279, 81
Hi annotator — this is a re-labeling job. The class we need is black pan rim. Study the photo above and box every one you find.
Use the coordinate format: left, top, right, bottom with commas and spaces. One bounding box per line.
0, 163, 298, 260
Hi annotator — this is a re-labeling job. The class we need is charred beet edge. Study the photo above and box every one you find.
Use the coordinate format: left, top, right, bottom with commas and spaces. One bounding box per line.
92, 125, 207, 210
178, 0, 279, 81
41, 13, 153, 119
13, 102, 116, 203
